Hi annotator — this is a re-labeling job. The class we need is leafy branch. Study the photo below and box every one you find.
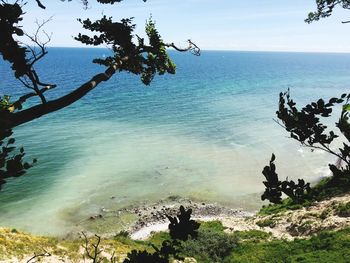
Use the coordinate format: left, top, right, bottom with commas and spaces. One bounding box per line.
262, 154, 311, 204
276, 90, 350, 167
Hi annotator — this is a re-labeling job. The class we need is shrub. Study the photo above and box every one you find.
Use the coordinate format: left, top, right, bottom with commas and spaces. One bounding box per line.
179, 228, 238, 263
256, 219, 276, 228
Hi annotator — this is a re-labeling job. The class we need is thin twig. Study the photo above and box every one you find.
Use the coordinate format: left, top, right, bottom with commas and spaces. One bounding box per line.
81, 232, 103, 263
26, 250, 51, 263
165, 39, 201, 56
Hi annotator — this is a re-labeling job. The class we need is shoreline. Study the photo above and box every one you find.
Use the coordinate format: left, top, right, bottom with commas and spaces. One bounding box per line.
2, 188, 350, 241
128, 193, 350, 240
1, 193, 350, 262
117, 198, 254, 239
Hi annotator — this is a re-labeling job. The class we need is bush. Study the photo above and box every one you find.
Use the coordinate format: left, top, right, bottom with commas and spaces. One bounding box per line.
229, 228, 350, 263
179, 226, 238, 263
256, 219, 276, 228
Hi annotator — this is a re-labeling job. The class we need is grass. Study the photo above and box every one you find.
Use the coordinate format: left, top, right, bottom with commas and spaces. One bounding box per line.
150, 222, 350, 263
149, 222, 350, 263
1, 222, 350, 262
228, 228, 350, 263
320, 207, 332, 219
256, 218, 276, 228
259, 198, 306, 216
233, 230, 271, 242
308, 176, 350, 202
335, 202, 350, 217
0, 227, 148, 261
148, 221, 237, 263
0, 227, 59, 260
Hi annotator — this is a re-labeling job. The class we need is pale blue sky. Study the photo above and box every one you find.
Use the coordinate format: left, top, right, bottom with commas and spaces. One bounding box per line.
22, 0, 350, 52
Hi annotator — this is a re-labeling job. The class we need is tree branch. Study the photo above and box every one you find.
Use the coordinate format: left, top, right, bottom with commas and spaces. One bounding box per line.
13, 84, 56, 108
273, 117, 349, 165
82, 232, 103, 263
26, 251, 51, 263
24, 17, 53, 67
5, 12, 200, 129
10, 59, 126, 128
164, 39, 200, 56
16, 17, 54, 104
35, 0, 46, 9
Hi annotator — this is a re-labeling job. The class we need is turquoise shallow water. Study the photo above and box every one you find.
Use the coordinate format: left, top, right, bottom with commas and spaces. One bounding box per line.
0, 49, 349, 234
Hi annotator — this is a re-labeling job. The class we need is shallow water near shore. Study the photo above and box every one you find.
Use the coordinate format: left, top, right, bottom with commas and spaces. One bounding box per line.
0, 49, 349, 235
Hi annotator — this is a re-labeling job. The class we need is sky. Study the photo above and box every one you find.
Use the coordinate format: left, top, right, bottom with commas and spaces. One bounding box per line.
21, 0, 350, 52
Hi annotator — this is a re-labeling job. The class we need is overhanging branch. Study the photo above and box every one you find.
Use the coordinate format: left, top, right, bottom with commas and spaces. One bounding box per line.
10, 60, 125, 128
165, 40, 201, 56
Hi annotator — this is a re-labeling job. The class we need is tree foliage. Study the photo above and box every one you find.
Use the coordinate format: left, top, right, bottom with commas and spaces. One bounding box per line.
277, 91, 350, 169
60, 0, 147, 10
0, 0, 199, 189
0, 130, 36, 190
75, 16, 179, 85
263, 91, 350, 205
261, 0, 350, 206
261, 154, 311, 204
166, 205, 200, 241
0, 96, 36, 189
124, 206, 200, 263
306, 0, 350, 23
0, 2, 28, 78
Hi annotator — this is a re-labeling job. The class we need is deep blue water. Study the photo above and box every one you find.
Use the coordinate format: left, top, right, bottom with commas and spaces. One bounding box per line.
0, 48, 349, 234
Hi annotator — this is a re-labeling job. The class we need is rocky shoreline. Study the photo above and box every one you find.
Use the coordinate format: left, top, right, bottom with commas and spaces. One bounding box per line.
1, 194, 350, 262
122, 198, 253, 239
78, 192, 350, 241
124, 194, 350, 240
83, 195, 255, 235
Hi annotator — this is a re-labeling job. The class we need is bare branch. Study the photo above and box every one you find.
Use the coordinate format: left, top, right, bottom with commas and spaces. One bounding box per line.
81, 232, 103, 263
165, 39, 201, 56
110, 251, 117, 263
26, 250, 51, 263
24, 17, 53, 67
274, 118, 348, 164
273, 118, 287, 129
35, 0, 46, 9
32, 69, 55, 88
6, 20, 199, 127
13, 84, 56, 107
17, 17, 54, 104
18, 77, 34, 90
27, 71, 47, 104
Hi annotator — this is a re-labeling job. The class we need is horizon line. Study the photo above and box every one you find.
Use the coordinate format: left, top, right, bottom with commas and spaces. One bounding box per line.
45, 46, 350, 54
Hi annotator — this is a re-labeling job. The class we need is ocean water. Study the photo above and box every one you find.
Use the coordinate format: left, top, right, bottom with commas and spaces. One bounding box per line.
0, 48, 349, 235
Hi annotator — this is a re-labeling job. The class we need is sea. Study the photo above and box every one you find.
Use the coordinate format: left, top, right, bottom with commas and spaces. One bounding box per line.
0, 48, 349, 235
